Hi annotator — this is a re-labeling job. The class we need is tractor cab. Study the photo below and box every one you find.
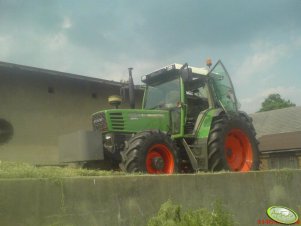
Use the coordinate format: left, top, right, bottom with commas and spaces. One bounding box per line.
141, 61, 238, 137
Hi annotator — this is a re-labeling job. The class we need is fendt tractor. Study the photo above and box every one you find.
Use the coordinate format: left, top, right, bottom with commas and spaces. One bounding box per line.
59, 60, 259, 174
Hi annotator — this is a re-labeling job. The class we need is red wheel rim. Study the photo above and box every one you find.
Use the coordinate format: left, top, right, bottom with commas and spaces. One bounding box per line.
225, 129, 253, 172
146, 144, 175, 174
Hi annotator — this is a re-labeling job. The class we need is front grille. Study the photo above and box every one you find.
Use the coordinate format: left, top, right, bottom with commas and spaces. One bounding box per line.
92, 112, 107, 132
109, 112, 124, 130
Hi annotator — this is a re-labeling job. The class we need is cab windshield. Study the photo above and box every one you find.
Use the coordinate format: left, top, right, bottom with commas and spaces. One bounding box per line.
144, 78, 180, 109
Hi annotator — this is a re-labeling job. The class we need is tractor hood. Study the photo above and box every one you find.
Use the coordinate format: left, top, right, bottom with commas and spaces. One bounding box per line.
92, 109, 170, 133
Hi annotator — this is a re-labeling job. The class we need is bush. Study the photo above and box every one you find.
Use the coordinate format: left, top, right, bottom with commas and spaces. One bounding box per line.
147, 200, 235, 226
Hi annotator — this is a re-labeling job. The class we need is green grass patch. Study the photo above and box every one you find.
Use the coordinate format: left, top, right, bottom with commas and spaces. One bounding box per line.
0, 161, 126, 179
147, 200, 236, 226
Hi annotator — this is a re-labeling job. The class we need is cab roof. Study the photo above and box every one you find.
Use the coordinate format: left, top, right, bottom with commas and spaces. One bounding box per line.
141, 63, 209, 84
170, 63, 209, 76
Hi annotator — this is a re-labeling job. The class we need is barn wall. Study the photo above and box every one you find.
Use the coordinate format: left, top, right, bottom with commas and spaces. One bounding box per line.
0, 70, 143, 164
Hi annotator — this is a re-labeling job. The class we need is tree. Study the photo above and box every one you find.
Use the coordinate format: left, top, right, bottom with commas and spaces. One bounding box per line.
259, 93, 296, 112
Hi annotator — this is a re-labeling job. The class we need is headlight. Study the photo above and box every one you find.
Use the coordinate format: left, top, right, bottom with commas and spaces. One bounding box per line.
105, 134, 112, 140
104, 133, 114, 152
92, 112, 108, 131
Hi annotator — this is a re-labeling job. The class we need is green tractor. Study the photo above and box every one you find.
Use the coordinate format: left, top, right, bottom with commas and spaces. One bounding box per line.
89, 60, 259, 174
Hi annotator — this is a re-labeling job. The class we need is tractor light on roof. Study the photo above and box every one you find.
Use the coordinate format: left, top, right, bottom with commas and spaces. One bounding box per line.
206, 58, 212, 68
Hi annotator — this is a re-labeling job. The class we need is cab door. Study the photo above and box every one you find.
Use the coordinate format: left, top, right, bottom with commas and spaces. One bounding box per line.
209, 60, 238, 114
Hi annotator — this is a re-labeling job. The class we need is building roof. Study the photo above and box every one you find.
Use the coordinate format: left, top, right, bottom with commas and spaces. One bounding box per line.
250, 106, 301, 152
250, 106, 301, 137
0, 61, 126, 87
258, 131, 301, 152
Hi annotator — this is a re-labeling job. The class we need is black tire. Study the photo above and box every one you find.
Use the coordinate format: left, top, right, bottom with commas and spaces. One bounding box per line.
208, 113, 259, 172
119, 130, 179, 174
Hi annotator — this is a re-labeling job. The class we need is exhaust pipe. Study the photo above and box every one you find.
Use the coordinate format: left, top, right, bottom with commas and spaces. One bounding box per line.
128, 67, 135, 109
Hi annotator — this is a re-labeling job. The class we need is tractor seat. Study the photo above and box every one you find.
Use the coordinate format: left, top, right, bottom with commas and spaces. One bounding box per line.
185, 96, 209, 134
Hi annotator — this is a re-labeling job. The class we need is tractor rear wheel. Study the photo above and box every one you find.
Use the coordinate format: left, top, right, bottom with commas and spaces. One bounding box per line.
119, 130, 179, 174
208, 114, 259, 172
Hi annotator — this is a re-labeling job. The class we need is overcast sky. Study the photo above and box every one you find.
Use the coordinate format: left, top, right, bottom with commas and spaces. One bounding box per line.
0, 0, 300, 113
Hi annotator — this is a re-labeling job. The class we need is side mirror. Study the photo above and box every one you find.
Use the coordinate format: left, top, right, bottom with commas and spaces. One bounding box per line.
181, 67, 192, 82
179, 63, 192, 82
108, 95, 122, 109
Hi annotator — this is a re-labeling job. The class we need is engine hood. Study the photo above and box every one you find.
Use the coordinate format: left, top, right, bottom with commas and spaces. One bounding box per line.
92, 109, 170, 133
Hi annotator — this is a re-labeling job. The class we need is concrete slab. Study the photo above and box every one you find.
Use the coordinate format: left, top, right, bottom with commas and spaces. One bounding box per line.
0, 170, 300, 226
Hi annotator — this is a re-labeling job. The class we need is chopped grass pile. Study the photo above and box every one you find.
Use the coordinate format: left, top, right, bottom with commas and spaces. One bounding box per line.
147, 200, 235, 226
0, 161, 125, 178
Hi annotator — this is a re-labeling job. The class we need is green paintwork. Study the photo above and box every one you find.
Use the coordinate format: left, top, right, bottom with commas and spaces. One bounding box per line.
94, 73, 219, 140
96, 109, 170, 133
92, 61, 232, 143
176, 77, 186, 138
88, 61, 247, 171
196, 108, 218, 139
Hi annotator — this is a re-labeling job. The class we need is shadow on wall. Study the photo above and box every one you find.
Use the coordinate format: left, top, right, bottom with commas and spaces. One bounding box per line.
0, 119, 14, 145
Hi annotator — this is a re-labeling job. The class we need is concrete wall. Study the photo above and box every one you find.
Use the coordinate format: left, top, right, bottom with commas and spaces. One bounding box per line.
0, 68, 143, 164
0, 170, 300, 226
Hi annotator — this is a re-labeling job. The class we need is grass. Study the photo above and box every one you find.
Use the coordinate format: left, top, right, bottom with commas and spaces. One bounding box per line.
0, 161, 126, 179
0, 161, 238, 179
146, 200, 236, 226
0, 160, 297, 179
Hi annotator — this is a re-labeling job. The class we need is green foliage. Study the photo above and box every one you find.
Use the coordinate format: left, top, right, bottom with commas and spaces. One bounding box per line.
259, 93, 295, 112
0, 161, 126, 178
147, 200, 235, 226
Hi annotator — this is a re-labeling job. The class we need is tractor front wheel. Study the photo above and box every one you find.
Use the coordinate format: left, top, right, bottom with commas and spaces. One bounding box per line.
119, 131, 179, 174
